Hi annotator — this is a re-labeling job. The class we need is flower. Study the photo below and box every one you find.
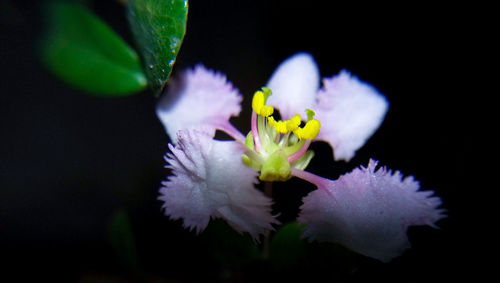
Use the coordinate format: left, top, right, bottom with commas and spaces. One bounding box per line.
156, 53, 445, 261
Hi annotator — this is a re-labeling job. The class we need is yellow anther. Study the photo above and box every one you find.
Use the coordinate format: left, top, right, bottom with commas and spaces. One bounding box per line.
268, 113, 302, 134
267, 116, 276, 127
293, 119, 321, 140
268, 116, 287, 133
252, 87, 274, 117
252, 91, 265, 113
286, 114, 301, 131
259, 105, 274, 117
293, 109, 321, 140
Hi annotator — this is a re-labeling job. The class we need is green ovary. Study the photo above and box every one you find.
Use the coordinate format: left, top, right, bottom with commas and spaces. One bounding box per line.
259, 149, 291, 182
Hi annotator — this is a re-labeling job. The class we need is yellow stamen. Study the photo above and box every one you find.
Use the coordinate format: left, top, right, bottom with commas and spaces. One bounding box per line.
293, 109, 321, 140
293, 119, 321, 140
252, 87, 274, 117
268, 113, 302, 134
286, 114, 301, 131
268, 116, 286, 133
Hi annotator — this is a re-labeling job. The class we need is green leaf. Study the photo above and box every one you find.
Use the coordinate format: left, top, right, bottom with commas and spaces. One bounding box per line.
107, 209, 139, 271
41, 1, 147, 96
127, 0, 188, 95
269, 222, 306, 268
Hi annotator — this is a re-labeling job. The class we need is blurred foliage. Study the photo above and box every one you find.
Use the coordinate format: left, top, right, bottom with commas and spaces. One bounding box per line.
107, 209, 140, 274
127, 0, 188, 96
40, 1, 147, 96
201, 220, 364, 280
202, 219, 260, 269
269, 221, 306, 269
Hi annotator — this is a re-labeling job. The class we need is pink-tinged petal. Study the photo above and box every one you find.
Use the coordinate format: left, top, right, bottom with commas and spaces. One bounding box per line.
314, 70, 389, 161
266, 53, 320, 120
159, 129, 278, 240
297, 159, 445, 262
156, 65, 243, 143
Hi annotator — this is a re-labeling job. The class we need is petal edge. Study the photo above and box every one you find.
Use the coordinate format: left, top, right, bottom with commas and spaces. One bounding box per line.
156, 65, 242, 143
298, 159, 445, 262
314, 70, 389, 161
266, 53, 320, 120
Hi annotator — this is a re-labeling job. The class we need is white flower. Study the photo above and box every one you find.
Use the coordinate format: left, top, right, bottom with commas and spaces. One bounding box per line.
156, 53, 445, 260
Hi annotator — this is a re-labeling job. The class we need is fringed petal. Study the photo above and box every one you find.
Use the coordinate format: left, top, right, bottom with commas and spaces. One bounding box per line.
159, 129, 278, 240
314, 70, 388, 161
156, 65, 243, 143
298, 159, 445, 262
266, 53, 320, 120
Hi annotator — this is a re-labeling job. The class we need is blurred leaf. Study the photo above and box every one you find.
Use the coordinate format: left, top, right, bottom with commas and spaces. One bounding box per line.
269, 222, 306, 268
127, 0, 188, 95
41, 1, 147, 96
107, 209, 139, 271
202, 219, 259, 267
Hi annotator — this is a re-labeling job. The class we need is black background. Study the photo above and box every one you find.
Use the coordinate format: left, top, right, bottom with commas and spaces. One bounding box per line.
1, 0, 466, 281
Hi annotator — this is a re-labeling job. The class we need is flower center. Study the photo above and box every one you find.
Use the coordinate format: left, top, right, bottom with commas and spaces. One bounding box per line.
242, 87, 321, 182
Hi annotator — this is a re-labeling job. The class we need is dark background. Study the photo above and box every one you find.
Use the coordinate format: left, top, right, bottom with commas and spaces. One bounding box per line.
1, 0, 466, 281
